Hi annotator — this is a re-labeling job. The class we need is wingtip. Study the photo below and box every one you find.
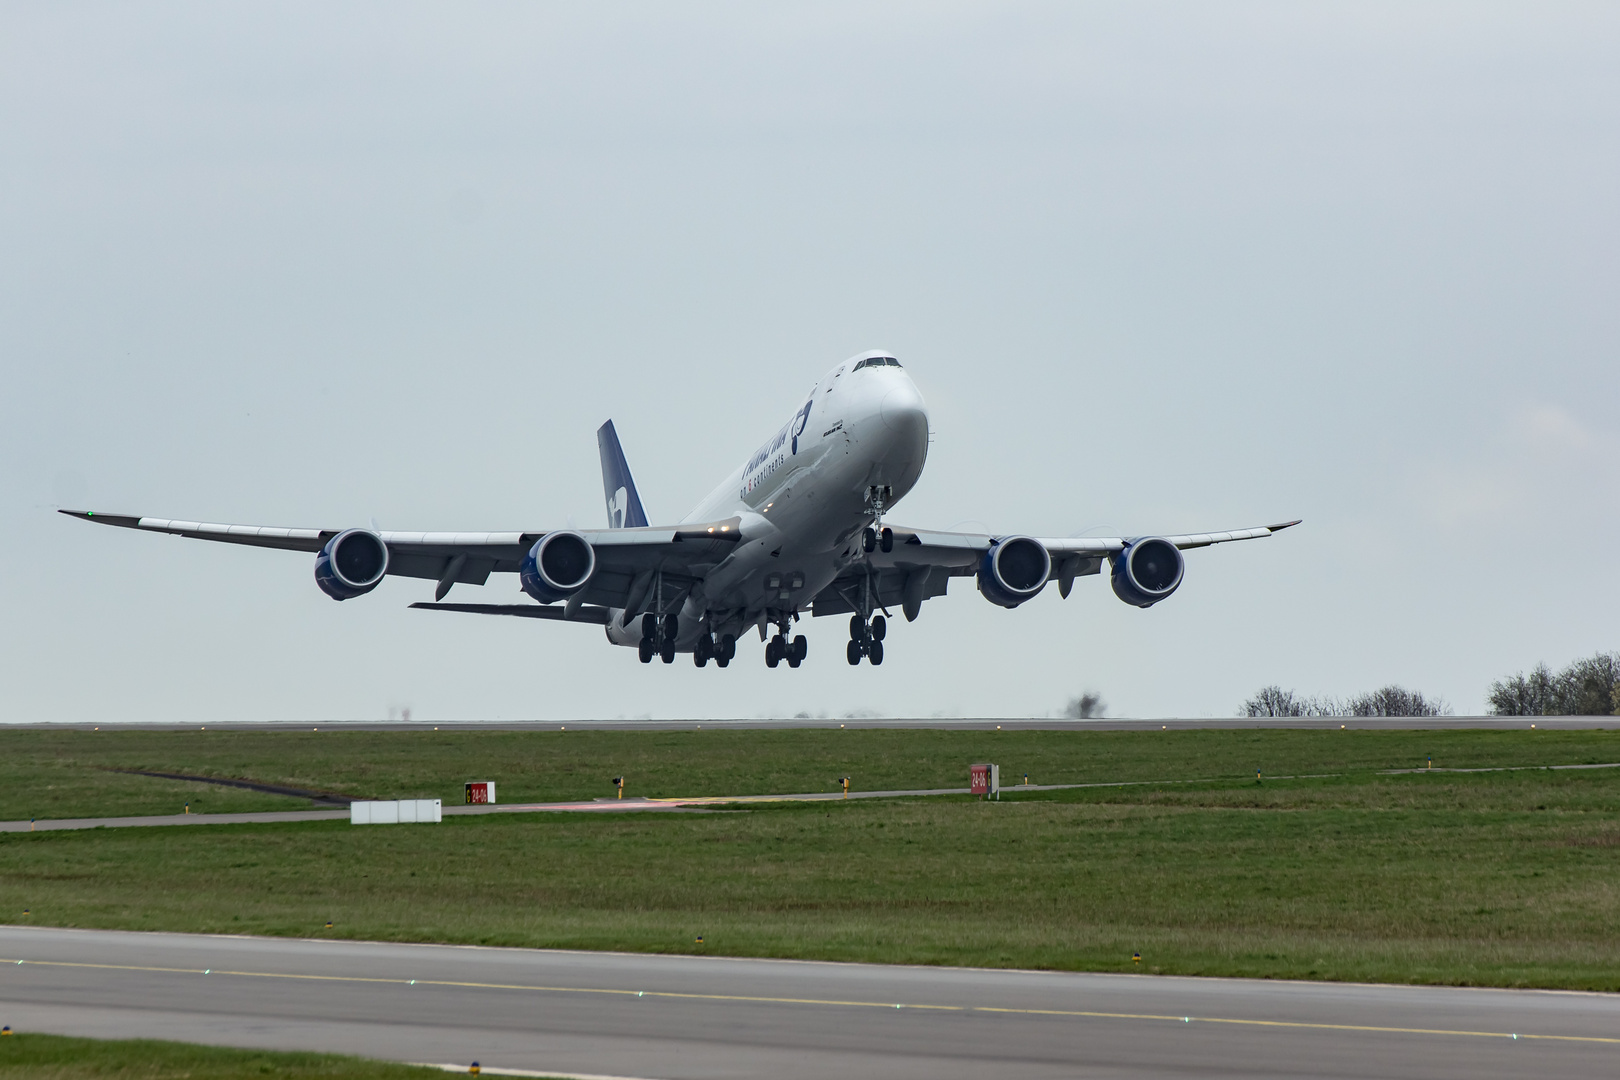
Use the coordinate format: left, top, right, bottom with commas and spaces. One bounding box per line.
1268, 519, 1303, 532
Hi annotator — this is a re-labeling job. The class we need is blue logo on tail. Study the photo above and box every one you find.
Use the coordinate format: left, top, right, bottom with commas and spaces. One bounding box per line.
596, 420, 649, 529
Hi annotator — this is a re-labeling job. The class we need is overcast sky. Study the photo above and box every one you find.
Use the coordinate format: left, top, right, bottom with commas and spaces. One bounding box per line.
3, 3, 1616, 722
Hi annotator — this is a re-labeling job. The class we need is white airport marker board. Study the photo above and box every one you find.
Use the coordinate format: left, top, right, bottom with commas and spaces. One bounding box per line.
349, 799, 442, 824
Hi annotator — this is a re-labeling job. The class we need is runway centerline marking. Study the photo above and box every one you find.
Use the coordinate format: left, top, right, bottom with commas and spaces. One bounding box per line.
4, 956, 1616, 1046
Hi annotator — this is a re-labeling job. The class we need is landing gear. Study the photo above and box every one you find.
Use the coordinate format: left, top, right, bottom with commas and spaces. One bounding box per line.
716, 633, 735, 667
764, 631, 808, 669
863, 486, 895, 554
861, 527, 894, 553
846, 614, 886, 665
638, 612, 681, 664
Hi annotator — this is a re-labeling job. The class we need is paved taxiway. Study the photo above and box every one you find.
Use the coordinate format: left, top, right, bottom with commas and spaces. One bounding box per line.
1, 927, 1614, 1079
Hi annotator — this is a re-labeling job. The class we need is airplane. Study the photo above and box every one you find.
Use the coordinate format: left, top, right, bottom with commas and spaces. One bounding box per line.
62, 350, 1298, 669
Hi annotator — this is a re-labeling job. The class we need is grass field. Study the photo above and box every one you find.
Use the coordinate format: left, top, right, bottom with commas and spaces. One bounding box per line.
3, 725, 1618, 819
0, 1031, 481, 1079
2, 727, 1618, 991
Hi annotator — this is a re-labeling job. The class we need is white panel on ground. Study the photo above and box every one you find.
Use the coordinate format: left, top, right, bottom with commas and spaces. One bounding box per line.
350, 799, 441, 825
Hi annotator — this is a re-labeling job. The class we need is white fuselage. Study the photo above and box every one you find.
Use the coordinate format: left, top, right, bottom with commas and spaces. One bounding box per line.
604, 351, 930, 650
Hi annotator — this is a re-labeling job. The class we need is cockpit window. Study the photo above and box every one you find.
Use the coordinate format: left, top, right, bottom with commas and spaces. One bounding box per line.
853, 356, 902, 371
884, 357, 902, 367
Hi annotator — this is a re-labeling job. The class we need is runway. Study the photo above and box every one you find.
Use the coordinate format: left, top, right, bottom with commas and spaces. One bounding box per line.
1, 928, 1614, 1079
3, 716, 1615, 731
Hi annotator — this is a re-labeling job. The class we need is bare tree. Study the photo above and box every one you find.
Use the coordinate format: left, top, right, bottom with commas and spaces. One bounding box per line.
1342, 685, 1451, 717
1243, 684, 1449, 717
1487, 663, 1558, 716
1063, 692, 1106, 719
1489, 652, 1620, 716
1243, 685, 1307, 717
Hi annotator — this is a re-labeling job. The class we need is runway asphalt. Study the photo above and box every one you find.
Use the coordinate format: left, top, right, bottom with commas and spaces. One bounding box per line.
0, 927, 1614, 1079
4, 716, 1615, 731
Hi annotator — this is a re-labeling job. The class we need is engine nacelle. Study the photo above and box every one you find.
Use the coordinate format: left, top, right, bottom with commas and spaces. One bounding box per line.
1110, 537, 1184, 608
520, 530, 596, 603
314, 529, 389, 601
977, 535, 1051, 608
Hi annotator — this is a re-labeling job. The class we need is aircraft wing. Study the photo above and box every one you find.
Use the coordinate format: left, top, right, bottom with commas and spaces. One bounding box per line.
58, 509, 744, 607
812, 519, 1300, 619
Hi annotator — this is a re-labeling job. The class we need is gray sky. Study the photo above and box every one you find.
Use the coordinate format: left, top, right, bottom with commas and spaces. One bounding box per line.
3, 3, 1616, 722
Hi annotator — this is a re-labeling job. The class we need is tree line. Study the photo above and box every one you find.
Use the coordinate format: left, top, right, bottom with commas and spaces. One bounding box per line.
1242, 685, 1450, 718
1486, 652, 1620, 716
1240, 650, 1620, 718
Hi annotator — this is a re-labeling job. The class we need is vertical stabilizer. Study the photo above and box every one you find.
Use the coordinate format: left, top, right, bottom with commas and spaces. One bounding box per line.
596, 420, 649, 529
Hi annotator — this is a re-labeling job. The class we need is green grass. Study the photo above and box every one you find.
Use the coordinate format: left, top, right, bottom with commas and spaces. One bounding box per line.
2, 726, 1617, 820
3, 736, 1619, 990
0, 1031, 481, 1079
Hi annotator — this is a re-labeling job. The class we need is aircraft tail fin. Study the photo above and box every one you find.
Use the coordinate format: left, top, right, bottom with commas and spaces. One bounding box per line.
596, 420, 649, 529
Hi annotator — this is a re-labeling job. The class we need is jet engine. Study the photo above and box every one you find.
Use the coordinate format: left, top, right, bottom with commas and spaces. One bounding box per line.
976, 536, 1051, 608
520, 530, 596, 603
314, 529, 389, 601
1110, 537, 1184, 608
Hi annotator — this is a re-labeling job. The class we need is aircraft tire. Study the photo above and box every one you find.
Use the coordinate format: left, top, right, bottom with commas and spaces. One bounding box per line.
863, 527, 877, 553
849, 615, 866, 641
720, 634, 736, 661
870, 615, 886, 641
638, 638, 654, 664
641, 614, 658, 640
792, 635, 807, 662
880, 527, 893, 553
846, 640, 862, 665
660, 639, 676, 664
869, 639, 884, 666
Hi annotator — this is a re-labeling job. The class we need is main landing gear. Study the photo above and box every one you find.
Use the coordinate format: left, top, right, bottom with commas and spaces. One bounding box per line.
846, 613, 886, 666
638, 613, 681, 665
694, 631, 736, 668
765, 632, 808, 669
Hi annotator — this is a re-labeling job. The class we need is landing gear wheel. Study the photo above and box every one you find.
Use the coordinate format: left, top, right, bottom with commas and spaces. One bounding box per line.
720, 634, 736, 663
694, 635, 711, 667
660, 638, 676, 664
880, 527, 894, 553
792, 635, 807, 662
862, 527, 877, 553
868, 639, 884, 666
849, 615, 867, 641
766, 634, 783, 668
870, 615, 886, 642
641, 614, 658, 640
638, 638, 654, 664
663, 614, 680, 640
847, 640, 863, 666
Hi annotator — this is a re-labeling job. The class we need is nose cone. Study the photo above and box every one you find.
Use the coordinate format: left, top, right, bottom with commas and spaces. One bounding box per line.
880, 379, 929, 447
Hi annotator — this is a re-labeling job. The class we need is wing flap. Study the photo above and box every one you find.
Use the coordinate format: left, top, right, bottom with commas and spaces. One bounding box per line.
409, 602, 613, 624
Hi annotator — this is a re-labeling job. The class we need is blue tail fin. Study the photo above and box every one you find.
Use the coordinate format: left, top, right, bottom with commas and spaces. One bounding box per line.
596, 420, 649, 529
